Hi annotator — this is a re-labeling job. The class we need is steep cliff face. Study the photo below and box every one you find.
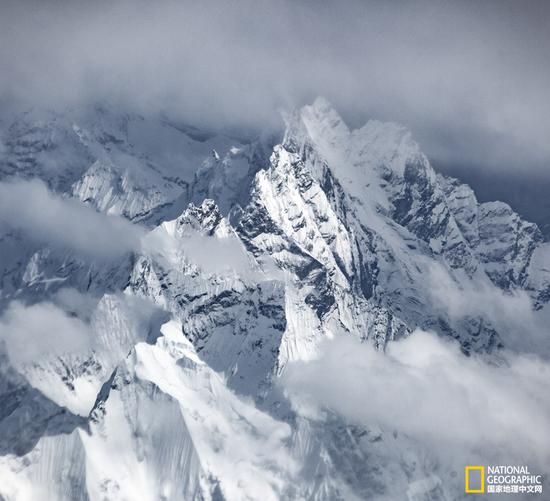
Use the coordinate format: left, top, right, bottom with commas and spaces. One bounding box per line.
0, 100, 548, 500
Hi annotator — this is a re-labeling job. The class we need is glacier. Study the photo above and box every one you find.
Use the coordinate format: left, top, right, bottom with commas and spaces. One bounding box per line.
0, 98, 548, 500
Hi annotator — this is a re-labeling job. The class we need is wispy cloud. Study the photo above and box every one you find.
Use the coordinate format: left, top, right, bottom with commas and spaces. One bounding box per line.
426, 261, 550, 356
283, 331, 550, 471
0, 179, 145, 259
0, 300, 95, 366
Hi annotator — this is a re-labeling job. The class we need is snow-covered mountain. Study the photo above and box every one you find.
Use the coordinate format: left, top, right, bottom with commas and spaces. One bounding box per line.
0, 98, 548, 500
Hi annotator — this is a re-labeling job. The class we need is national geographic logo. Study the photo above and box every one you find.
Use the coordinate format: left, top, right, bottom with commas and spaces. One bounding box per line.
465, 466, 484, 494
465, 465, 543, 495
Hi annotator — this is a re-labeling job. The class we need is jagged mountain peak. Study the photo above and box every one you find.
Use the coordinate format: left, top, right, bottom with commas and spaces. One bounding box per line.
283, 97, 426, 182
176, 199, 223, 235
299, 97, 351, 145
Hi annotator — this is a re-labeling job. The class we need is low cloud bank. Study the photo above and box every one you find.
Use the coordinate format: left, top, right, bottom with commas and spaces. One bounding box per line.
0, 179, 145, 259
283, 331, 550, 471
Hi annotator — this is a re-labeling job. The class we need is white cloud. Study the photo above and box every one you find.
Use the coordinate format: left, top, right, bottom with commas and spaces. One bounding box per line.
179, 232, 253, 276
0, 179, 145, 260
0, 300, 95, 367
143, 221, 284, 281
426, 262, 550, 356
282, 331, 550, 471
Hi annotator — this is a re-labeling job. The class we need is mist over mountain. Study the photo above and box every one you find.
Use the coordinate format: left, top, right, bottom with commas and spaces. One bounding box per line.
3, 0, 549, 239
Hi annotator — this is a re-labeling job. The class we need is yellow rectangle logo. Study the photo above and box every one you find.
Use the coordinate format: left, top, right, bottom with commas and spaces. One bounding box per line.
465, 466, 485, 493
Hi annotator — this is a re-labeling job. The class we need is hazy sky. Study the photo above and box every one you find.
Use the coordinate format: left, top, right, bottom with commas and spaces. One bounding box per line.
0, 0, 549, 184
